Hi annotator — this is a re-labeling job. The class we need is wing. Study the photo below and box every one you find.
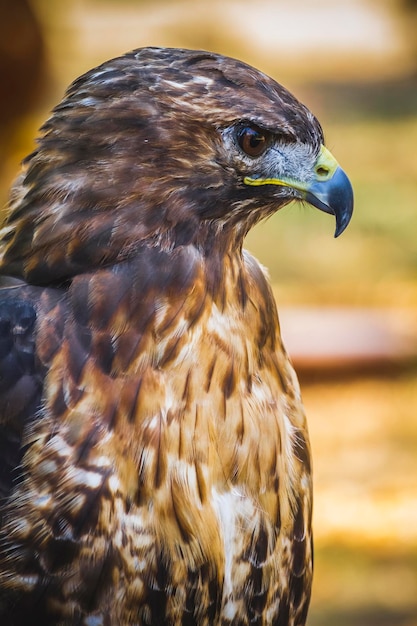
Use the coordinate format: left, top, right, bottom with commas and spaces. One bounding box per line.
0, 282, 67, 500
0, 283, 67, 620
0, 285, 43, 503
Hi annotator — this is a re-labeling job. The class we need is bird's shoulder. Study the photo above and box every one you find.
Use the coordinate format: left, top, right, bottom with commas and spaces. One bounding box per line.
0, 281, 65, 502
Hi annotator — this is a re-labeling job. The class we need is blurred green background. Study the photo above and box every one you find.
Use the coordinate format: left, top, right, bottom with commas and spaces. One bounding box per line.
0, 0, 416, 624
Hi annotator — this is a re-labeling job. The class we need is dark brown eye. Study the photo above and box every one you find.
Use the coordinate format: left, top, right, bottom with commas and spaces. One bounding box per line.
236, 124, 270, 158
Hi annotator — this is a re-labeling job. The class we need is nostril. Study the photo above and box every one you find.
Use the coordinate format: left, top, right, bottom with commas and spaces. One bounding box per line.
316, 166, 329, 178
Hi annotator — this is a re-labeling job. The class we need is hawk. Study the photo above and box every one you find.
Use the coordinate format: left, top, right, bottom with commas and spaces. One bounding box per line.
0, 48, 353, 625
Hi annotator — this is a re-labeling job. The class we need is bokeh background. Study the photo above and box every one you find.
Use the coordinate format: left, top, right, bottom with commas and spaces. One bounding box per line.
0, 0, 416, 624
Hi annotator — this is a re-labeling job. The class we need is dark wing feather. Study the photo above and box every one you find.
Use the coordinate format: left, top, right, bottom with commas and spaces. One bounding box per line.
0, 285, 64, 504
0, 289, 41, 502
0, 284, 68, 624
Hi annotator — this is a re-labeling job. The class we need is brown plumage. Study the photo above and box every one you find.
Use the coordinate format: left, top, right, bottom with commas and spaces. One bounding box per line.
0, 47, 353, 625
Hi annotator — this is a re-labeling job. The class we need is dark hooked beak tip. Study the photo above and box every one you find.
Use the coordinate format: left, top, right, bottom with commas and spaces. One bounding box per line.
305, 166, 354, 237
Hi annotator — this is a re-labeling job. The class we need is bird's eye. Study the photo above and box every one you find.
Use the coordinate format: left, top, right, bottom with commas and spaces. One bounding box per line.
236, 124, 271, 158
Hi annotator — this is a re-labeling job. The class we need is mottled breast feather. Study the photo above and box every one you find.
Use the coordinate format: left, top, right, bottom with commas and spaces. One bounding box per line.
0, 47, 325, 625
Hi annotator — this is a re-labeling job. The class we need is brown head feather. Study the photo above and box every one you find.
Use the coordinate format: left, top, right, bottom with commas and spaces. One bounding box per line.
0, 47, 323, 283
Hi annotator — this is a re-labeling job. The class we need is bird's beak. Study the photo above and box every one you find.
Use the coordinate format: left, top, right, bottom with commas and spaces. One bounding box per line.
244, 145, 354, 237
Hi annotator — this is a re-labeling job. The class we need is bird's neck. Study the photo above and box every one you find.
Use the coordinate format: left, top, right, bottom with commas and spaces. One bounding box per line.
58, 241, 285, 431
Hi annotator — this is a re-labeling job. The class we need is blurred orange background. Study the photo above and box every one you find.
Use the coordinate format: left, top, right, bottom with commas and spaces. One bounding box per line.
1, 1, 416, 624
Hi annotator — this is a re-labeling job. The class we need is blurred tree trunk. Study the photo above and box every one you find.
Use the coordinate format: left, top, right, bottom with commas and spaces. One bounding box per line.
0, 0, 46, 162
402, 0, 417, 69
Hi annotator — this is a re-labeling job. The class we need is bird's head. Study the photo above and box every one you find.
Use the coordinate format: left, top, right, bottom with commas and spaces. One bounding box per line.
0, 47, 353, 283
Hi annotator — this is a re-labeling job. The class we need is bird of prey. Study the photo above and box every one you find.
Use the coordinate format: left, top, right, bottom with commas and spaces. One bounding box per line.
0, 47, 353, 625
